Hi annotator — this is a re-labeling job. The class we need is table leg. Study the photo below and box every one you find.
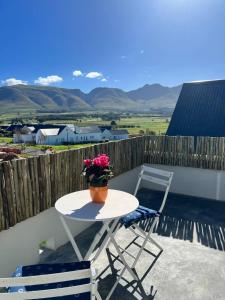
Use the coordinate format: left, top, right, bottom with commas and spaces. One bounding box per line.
90, 219, 119, 263
59, 216, 83, 261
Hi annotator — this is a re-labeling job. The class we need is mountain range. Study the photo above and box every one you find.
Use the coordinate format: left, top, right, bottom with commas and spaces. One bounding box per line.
0, 83, 182, 114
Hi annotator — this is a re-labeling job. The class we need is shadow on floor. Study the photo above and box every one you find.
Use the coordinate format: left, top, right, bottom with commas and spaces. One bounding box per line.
98, 247, 159, 300
138, 188, 225, 251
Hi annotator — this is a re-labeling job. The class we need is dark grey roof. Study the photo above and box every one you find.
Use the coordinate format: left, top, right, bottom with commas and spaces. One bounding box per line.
167, 80, 225, 137
0, 125, 9, 130
6, 124, 66, 134
98, 125, 112, 132
79, 126, 101, 134
110, 130, 128, 135
6, 124, 24, 132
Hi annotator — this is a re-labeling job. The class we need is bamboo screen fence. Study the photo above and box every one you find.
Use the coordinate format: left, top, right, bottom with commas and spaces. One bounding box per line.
1, 135, 225, 231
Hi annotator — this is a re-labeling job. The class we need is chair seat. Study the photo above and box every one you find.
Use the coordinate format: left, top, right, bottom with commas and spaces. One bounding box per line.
120, 205, 160, 228
8, 261, 91, 300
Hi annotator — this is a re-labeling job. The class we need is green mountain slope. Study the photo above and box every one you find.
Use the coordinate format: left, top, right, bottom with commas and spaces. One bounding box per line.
0, 83, 182, 113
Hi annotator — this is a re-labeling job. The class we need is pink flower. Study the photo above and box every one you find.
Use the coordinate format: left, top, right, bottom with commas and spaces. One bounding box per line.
84, 159, 92, 167
93, 154, 110, 167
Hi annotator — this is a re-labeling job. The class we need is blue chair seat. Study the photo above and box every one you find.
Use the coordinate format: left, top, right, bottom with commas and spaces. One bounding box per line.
120, 205, 160, 228
8, 261, 91, 299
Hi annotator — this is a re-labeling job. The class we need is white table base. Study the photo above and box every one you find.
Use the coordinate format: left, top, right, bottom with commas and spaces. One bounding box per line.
59, 215, 138, 299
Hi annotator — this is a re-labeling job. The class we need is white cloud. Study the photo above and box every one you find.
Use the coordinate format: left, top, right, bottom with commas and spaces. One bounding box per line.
101, 78, 107, 82
34, 75, 63, 86
73, 70, 83, 77
140, 50, 144, 54
121, 55, 127, 59
85, 72, 103, 79
2, 78, 28, 86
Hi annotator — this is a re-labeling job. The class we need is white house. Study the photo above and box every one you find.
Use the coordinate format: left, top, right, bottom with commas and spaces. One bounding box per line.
75, 126, 103, 143
102, 129, 129, 141
36, 128, 61, 145
13, 124, 129, 145
35, 126, 104, 145
13, 126, 36, 144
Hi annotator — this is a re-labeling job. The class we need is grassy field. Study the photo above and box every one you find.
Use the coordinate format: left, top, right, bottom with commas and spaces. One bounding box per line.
0, 137, 13, 144
40, 116, 170, 135
27, 143, 96, 152
0, 114, 170, 156
1, 112, 170, 135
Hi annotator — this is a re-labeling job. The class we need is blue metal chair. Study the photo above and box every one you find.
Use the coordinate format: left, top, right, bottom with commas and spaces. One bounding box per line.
0, 261, 102, 299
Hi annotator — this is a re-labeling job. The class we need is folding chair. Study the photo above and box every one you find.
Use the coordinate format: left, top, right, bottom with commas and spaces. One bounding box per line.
105, 165, 173, 299
119, 165, 173, 268
0, 261, 102, 300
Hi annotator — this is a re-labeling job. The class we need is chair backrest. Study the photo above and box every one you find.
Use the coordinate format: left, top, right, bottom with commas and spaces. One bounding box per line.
134, 165, 173, 213
0, 263, 94, 299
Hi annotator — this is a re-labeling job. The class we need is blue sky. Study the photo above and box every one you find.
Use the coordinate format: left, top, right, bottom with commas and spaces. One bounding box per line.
0, 0, 225, 92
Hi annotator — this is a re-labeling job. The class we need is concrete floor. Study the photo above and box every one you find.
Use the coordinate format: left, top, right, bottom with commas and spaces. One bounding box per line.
41, 189, 225, 300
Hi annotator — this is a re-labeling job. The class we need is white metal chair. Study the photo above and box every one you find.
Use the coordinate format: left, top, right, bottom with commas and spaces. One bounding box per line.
123, 165, 174, 267
106, 165, 173, 299
0, 261, 102, 300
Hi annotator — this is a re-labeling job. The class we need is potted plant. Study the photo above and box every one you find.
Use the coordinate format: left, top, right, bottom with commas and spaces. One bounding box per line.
82, 154, 113, 203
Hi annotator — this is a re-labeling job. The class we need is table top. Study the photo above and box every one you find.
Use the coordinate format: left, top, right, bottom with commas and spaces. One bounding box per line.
55, 189, 139, 222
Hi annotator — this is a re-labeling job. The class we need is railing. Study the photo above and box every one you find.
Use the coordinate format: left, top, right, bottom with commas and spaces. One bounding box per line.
1, 135, 225, 232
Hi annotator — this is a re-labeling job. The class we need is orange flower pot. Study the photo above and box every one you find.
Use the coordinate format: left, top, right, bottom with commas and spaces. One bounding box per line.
89, 186, 108, 204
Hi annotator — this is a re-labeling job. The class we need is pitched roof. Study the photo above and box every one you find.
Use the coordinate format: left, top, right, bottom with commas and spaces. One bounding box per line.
109, 130, 128, 135
166, 80, 225, 137
78, 126, 101, 134
98, 125, 112, 132
6, 124, 24, 132
32, 124, 66, 134
39, 128, 60, 136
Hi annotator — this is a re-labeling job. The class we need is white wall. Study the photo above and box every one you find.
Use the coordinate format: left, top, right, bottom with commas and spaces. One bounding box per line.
143, 164, 225, 201
0, 208, 90, 277
110, 163, 225, 201
13, 134, 36, 144
111, 134, 128, 140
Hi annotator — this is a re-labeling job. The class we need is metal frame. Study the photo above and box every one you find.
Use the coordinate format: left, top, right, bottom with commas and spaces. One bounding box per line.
60, 216, 119, 263
105, 165, 173, 298
0, 264, 101, 299
129, 165, 173, 267
60, 215, 138, 299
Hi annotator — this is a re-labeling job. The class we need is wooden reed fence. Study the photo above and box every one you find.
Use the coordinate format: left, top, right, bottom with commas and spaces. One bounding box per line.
0, 135, 225, 232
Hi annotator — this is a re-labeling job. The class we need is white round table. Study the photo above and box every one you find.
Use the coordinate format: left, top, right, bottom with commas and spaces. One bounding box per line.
55, 189, 139, 222
55, 189, 139, 267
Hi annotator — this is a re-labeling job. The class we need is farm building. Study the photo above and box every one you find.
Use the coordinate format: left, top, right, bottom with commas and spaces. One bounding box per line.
13, 124, 129, 145
167, 80, 225, 137
102, 129, 129, 141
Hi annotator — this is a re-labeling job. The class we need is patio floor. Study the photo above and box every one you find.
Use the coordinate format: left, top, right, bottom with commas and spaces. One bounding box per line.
41, 189, 225, 300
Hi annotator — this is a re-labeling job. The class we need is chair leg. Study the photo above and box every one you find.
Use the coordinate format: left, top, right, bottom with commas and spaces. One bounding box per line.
110, 235, 138, 281
148, 236, 163, 251
134, 218, 163, 251
95, 290, 102, 300
131, 218, 158, 269
105, 265, 127, 300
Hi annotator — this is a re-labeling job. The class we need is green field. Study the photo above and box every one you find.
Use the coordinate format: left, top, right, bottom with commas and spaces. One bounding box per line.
0, 113, 170, 156
0, 137, 13, 144
70, 116, 170, 135
27, 143, 96, 152
37, 116, 170, 135
0, 112, 170, 135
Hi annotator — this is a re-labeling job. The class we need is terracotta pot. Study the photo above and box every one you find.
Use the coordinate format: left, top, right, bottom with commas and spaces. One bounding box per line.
89, 185, 108, 204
